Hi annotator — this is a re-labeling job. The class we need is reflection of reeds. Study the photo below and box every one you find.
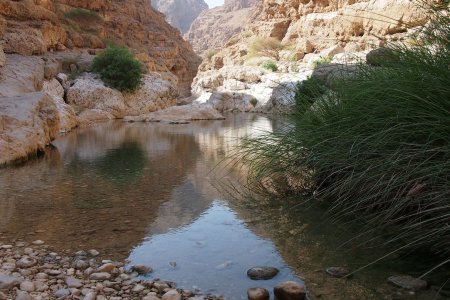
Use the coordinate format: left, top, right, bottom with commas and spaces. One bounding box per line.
236, 1, 450, 277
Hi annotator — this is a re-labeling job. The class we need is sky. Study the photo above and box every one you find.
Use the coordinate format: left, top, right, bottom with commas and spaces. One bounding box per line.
205, 0, 224, 8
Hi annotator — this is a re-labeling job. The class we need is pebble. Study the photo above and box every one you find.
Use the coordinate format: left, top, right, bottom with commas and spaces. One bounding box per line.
0, 291, 6, 300
32, 240, 45, 245
98, 263, 115, 273
88, 249, 100, 257
15, 291, 32, 300
132, 284, 146, 293
83, 292, 97, 300
90, 272, 112, 280
387, 275, 428, 291
247, 287, 270, 300
19, 281, 35, 292
131, 264, 153, 274
0, 273, 22, 289
162, 290, 181, 300
16, 257, 37, 268
247, 266, 279, 280
66, 276, 83, 288
325, 267, 350, 278
274, 281, 306, 300
54, 288, 71, 298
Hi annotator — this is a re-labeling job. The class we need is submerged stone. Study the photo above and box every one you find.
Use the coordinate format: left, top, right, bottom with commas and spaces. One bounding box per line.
247, 287, 270, 300
247, 266, 279, 280
325, 267, 350, 278
387, 275, 427, 291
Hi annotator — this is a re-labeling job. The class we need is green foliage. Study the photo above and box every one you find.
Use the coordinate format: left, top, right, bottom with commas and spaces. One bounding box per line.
63, 8, 102, 22
312, 57, 332, 68
261, 60, 278, 72
293, 77, 328, 114
248, 37, 283, 60
250, 98, 258, 107
92, 46, 143, 92
238, 2, 450, 269
204, 49, 217, 61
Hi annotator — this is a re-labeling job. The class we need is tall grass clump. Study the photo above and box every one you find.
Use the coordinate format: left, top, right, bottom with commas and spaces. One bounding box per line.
239, 2, 450, 268
248, 37, 283, 60
63, 8, 102, 22
92, 46, 143, 92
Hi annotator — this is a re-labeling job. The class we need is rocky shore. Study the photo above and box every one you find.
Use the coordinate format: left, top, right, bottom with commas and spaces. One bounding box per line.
0, 241, 222, 300
0, 241, 307, 300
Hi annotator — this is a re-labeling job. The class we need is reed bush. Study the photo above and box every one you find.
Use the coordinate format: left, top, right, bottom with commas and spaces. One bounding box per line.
238, 1, 450, 269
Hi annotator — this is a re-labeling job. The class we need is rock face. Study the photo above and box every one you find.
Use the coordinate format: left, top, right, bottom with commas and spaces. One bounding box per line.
0, 92, 60, 165
151, 0, 208, 34
67, 73, 178, 124
0, 0, 200, 95
185, 0, 259, 54
191, 0, 426, 112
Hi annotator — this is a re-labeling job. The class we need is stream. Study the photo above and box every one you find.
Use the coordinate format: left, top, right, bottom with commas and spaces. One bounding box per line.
0, 114, 448, 299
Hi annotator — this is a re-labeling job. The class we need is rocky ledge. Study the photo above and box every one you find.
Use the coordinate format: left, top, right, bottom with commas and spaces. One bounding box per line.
0, 241, 222, 300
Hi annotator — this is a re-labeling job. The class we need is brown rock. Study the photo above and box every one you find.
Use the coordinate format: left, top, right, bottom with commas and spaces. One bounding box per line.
274, 281, 306, 300
162, 290, 181, 300
247, 287, 269, 300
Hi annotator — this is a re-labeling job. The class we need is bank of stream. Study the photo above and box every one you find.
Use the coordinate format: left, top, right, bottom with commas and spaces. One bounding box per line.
0, 114, 448, 299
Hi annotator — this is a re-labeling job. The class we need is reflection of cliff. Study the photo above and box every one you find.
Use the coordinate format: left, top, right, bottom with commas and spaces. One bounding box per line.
0, 122, 202, 259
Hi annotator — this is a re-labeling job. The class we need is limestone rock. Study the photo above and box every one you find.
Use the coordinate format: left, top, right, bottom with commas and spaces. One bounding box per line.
123, 74, 178, 116
247, 287, 269, 300
152, 0, 208, 34
130, 265, 153, 275
67, 76, 127, 118
42, 79, 79, 133
0, 55, 45, 98
89, 272, 111, 281
0, 46, 5, 68
162, 290, 181, 300
124, 104, 224, 123
185, 0, 259, 53
0, 92, 60, 165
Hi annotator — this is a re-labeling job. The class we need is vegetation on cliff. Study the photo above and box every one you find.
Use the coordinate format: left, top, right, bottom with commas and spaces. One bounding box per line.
239, 2, 450, 272
92, 46, 143, 92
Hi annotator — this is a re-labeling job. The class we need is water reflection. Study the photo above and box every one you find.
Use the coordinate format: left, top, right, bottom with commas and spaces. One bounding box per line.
129, 201, 299, 299
0, 114, 304, 298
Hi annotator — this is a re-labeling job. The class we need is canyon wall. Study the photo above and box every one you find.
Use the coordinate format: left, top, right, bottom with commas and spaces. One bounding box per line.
0, 0, 200, 94
151, 0, 208, 34
185, 0, 260, 54
192, 0, 427, 112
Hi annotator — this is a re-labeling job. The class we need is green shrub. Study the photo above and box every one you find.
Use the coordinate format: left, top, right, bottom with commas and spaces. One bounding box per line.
261, 60, 278, 72
63, 8, 102, 22
204, 49, 217, 61
248, 37, 283, 59
92, 46, 143, 92
293, 77, 328, 114
239, 2, 450, 270
250, 98, 258, 107
312, 57, 332, 68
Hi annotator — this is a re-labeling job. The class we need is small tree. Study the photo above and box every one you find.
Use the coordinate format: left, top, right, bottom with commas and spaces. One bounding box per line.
92, 46, 143, 92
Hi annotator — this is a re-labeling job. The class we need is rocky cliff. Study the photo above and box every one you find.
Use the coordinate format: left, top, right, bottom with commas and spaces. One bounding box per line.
0, 0, 201, 165
185, 0, 259, 54
151, 0, 208, 34
191, 0, 427, 112
0, 0, 200, 94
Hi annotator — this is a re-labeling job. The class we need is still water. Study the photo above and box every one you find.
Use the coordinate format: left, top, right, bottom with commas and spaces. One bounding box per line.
1, 114, 447, 299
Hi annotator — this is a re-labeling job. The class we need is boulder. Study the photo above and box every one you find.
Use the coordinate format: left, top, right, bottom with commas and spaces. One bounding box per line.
42, 79, 79, 133
124, 104, 224, 123
247, 287, 270, 300
319, 45, 345, 59
366, 47, 398, 66
247, 266, 279, 280
0, 92, 60, 165
0, 55, 45, 97
274, 281, 306, 300
3, 28, 46, 56
67, 76, 127, 118
123, 74, 178, 116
